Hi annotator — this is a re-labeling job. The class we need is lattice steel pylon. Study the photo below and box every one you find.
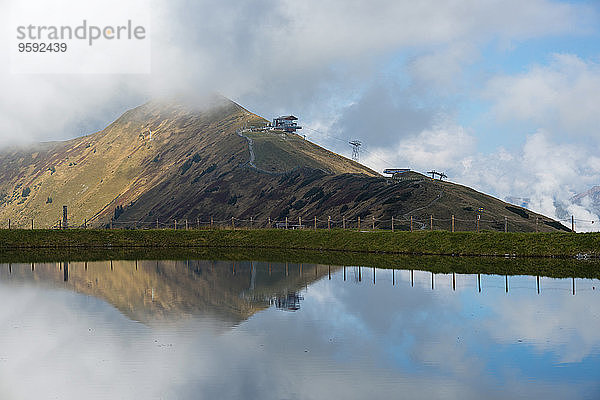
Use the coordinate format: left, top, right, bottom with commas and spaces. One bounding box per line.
349, 140, 362, 162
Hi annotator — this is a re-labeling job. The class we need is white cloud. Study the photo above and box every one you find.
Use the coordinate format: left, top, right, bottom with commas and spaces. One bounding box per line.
459, 132, 600, 230
483, 287, 600, 364
408, 42, 478, 90
396, 122, 476, 169
0, 75, 146, 145
0, 0, 593, 145
484, 54, 600, 137
365, 127, 600, 230
362, 119, 476, 174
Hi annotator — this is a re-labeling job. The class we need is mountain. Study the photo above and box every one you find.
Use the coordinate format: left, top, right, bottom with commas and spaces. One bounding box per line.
572, 186, 600, 216
0, 95, 568, 232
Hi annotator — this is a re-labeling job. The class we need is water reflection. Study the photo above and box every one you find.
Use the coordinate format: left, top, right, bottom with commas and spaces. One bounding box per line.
0, 260, 333, 325
0, 260, 598, 399
272, 292, 304, 311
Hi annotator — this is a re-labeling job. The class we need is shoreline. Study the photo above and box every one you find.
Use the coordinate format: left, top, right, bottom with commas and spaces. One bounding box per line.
1, 229, 599, 259
0, 245, 599, 280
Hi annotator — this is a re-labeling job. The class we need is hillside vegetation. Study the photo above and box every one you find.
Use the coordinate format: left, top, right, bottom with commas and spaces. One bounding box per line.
0, 229, 597, 258
0, 95, 567, 232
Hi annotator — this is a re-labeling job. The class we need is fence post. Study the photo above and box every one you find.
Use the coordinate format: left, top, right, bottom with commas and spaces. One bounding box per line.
250, 216, 253, 229
211, 217, 214, 229
328, 216, 331, 230
231, 217, 235, 230
84, 219, 87, 229
285, 216, 288, 230
358, 216, 361, 230
410, 216, 413, 232
451, 215, 455, 232
8, 219, 10, 230
372, 216, 375, 230
174, 219, 177, 230
430, 215, 433, 231
504, 216, 507, 233
156, 218, 159, 229
391, 216, 394, 232
476, 215, 480, 233
572, 215, 575, 233
314, 216, 317, 231
299, 216, 302, 229
268, 217, 271, 228
197, 218, 200, 229
31, 219, 34, 230
185, 219, 188, 230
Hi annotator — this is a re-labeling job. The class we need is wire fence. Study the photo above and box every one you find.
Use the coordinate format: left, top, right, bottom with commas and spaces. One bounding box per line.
3, 213, 594, 232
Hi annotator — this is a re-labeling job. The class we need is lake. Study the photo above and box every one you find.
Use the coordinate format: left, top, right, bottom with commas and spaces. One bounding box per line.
0, 258, 598, 399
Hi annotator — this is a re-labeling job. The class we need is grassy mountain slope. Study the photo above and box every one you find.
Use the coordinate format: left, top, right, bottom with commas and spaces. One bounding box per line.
0, 97, 250, 227
0, 96, 567, 232
243, 130, 376, 175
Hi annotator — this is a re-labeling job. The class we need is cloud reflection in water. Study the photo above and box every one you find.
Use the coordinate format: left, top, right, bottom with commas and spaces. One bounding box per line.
0, 261, 598, 399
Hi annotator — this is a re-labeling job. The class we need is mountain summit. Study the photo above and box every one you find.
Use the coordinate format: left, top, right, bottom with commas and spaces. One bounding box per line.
0, 96, 567, 232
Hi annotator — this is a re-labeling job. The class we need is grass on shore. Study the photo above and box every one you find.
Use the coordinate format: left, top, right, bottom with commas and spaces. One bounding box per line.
0, 228, 599, 258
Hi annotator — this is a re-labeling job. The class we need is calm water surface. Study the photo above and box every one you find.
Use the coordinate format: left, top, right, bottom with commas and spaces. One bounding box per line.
0, 259, 599, 399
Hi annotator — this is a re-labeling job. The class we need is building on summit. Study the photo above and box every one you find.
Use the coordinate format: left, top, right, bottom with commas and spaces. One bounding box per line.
271, 116, 302, 133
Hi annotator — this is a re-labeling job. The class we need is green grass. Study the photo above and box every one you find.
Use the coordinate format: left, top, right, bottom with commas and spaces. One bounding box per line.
246, 131, 376, 175
0, 228, 599, 258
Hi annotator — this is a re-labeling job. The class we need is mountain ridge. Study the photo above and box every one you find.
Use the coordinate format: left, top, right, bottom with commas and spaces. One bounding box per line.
0, 96, 568, 232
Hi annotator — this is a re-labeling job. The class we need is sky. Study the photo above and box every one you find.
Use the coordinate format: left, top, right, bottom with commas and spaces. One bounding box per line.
1, 0, 600, 228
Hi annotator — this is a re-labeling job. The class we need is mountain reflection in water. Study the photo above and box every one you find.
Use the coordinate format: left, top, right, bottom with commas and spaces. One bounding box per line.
0, 260, 329, 325
0, 260, 598, 400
